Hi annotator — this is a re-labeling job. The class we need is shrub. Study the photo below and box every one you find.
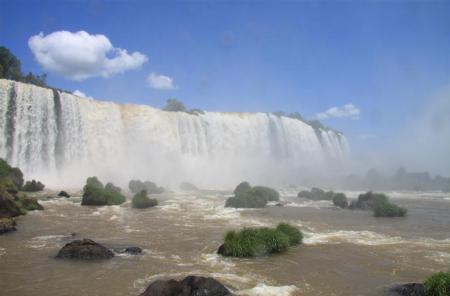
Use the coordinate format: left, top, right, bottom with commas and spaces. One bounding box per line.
373, 200, 407, 217
132, 190, 158, 209
297, 187, 334, 200
253, 186, 280, 202
128, 179, 164, 194
164, 98, 186, 112
226, 182, 280, 208
424, 272, 450, 296
333, 193, 348, 208
220, 223, 302, 258
225, 191, 267, 208
81, 177, 125, 206
276, 223, 303, 245
22, 180, 45, 192
233, 181, 252, 195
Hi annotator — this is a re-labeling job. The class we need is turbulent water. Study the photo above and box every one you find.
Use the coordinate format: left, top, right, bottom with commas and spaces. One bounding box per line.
1, 189, 449, 296
0, 79, 349, 188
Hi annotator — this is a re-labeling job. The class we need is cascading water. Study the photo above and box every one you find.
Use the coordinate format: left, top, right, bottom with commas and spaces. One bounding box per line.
0, 79, 349, 188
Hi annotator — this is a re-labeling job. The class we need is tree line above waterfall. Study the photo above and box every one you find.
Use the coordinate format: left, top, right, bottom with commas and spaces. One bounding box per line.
0, 46, 48, 88
0, 45, 339, 135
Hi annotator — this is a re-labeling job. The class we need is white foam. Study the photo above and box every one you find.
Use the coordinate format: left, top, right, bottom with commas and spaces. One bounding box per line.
200, 253, 236, 270
303, 230, 404, 246
237, 283, 299, 296
0, 247, 5, 256
285, 200, 333, 209
26, 234, 70, 249
425, 251, 450, 264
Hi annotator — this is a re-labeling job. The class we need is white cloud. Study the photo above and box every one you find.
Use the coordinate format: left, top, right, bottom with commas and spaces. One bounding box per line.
28, 31, 148, 81
72, 90, 92, 99
147, 73, 176, 90
317, 103, 361, 120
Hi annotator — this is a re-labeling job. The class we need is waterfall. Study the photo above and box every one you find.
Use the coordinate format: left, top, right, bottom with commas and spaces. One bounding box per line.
0, 79, 349, 188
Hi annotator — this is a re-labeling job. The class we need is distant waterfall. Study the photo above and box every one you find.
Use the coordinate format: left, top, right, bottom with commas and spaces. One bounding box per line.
0, 79, 350, 188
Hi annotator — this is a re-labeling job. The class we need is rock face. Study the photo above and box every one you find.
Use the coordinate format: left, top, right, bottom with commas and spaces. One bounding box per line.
0, 217, 17, 234
57, 191, 71, 198
56, 239, 114, 260
389, 283, 425, 296
140, 276, 233, 296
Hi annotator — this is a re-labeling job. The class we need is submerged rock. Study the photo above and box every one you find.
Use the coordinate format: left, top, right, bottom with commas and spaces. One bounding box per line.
116, 246, 143, 255
140, 275, 233, 296
388, 283, 424, 296
0, 217, 17, 234
56, 239, 114, 260
57, 191, 70, 198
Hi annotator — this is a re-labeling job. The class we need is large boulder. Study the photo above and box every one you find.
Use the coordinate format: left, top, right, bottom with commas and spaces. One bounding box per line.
56, 239, 114, 260
388, 283, 424, 296
0, 217, 16, 234
140, 276, 233, 296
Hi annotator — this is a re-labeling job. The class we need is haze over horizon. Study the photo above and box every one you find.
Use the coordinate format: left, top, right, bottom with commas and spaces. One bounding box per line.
1, 0, 449, 176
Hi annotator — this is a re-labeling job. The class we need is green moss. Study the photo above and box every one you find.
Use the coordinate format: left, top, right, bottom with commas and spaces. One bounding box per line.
220, 223, 302, 258
332, 193, 348, 208
424, 272, 450, 296
81, 177, 125, 206
132, 190, 158, 209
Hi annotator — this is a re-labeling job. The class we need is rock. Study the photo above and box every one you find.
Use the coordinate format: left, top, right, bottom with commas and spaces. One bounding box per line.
56, 239, 114, 260
217, 244, 226, 256
116, 246, 143, 255
0, 187, 23, 217
0, 217, 17, 234
179, 182, 198, 191
57, 191, 70, 198
140, 275, 233, 296
389, 283, 425, 296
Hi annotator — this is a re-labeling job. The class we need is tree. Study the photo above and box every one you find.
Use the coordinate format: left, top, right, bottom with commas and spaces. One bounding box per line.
0, 46, 22, 81
163, 99, 186, 112
0, 46, 48, 88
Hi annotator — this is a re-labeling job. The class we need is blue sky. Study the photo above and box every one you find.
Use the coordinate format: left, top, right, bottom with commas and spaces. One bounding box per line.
1, 0, 450, 172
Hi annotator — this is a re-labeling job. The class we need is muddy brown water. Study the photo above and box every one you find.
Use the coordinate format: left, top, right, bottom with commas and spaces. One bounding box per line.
0, 189, 449, 296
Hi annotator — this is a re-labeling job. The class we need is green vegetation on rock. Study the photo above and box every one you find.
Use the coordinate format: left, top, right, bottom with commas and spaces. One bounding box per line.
297, 187, 335, 200
350, 191, 407, 217
219, 223, 302, 258
225, 182, 280, 208
0, 158, 24, 191
128, 179, 164, 194
332, 193, 348, 208
132, 190, 158, 209
276, 223, 303, 245
81, 177, 126, 206
424, 272, 450, 296
298, 187, 349, 209
22, 179, 45, 192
